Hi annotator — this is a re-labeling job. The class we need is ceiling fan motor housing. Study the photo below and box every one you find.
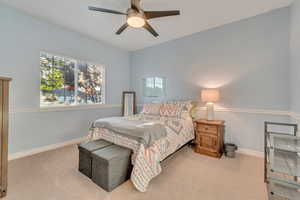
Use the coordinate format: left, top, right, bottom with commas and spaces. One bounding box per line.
127, 9, 145, 19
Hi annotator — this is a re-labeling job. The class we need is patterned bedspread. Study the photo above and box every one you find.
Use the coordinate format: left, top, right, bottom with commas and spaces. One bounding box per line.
88, 114, 194, 192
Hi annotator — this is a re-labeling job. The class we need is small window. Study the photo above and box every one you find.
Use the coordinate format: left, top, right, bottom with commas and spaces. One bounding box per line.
40, 52, 105, 107
143, 77, 166, 97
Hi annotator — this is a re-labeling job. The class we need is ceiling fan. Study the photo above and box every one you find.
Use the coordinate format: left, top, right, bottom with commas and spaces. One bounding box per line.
88, 0, 180, 37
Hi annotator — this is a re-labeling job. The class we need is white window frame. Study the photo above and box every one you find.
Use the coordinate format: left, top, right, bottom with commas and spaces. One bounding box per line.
39, 52, 106, 110
143, 76, 166, 98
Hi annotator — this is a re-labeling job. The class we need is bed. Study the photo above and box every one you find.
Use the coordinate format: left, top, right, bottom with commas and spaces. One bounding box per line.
88, 101, 195, 192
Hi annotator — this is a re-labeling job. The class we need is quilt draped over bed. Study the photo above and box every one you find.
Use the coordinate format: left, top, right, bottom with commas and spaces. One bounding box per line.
88, 114, 194, 192
92, 117, 167, 148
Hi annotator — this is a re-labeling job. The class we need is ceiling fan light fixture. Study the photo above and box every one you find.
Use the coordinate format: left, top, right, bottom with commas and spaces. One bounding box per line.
88, 0, 180, 37
127, 16, 145, 28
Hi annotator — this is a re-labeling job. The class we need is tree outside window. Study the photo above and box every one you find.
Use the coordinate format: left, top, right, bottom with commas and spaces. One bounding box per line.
40, 52, 105, 107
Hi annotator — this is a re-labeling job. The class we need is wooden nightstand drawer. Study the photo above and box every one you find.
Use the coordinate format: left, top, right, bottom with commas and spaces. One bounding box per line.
198, 125, 217, 134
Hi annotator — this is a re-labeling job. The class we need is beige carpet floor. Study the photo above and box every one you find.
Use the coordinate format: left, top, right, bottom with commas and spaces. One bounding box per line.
4, 145, 267, 200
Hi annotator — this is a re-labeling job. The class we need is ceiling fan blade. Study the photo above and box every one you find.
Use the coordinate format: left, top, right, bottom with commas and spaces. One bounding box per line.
144, 22, 159, 37
88, 6, 126, 15
116, 23, 129, 35
144, 10, 180, 19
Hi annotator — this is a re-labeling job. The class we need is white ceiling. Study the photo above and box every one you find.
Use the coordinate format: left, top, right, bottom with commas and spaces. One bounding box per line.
0, 0, 294, 51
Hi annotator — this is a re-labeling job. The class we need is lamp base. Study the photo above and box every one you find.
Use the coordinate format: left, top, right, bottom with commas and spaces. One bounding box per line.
206, 102, 215, 121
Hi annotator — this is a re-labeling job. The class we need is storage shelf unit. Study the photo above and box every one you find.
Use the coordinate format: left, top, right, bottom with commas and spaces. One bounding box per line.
267, 133, 300, 153
265, 122, 300, 200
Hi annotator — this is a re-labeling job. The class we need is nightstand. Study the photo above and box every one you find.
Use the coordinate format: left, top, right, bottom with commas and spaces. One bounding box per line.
193, 120, 225, 158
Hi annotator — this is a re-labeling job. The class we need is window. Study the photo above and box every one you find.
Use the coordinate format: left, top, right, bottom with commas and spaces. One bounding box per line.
143, 77, 165, 97
40, 52, 105, 107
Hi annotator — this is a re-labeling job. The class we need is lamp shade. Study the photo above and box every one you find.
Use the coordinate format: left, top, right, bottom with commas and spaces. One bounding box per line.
201, 89, 220, 102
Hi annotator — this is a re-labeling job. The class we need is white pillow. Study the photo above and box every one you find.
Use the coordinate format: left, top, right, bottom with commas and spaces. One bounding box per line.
180, 111, 192, 120
178, 101, 193, 119
141, 103, 161, 115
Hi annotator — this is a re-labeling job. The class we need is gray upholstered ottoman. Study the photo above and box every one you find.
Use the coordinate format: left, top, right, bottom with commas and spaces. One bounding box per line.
91, 145, 132, 192
78, 139, 112, 178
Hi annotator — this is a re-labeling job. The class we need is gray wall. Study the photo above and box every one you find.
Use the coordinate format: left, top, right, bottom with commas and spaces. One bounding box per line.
130, 8, 291, 151
290, 1, 300, 115
0, 4, 130, 153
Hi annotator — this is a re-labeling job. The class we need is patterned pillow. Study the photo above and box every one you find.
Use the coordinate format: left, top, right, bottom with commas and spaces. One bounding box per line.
159, 102, 184, 118
179, 101, 193, 112
181, 101, 196, 119
141, 103, 161, 115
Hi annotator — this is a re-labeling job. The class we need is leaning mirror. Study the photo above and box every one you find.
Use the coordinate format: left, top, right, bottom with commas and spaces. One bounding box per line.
122, 91, 136, 116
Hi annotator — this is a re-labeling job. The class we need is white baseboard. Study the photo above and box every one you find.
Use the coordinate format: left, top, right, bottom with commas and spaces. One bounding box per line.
8, 137, 87, 161
8, 136, 264, 161
237, 148, 264, 158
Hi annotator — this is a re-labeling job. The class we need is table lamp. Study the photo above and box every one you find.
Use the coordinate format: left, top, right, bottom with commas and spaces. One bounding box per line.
201, 89, 220, 120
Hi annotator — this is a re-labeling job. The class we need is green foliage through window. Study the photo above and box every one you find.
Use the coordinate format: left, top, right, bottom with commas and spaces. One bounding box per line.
40, 52, 105, 107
